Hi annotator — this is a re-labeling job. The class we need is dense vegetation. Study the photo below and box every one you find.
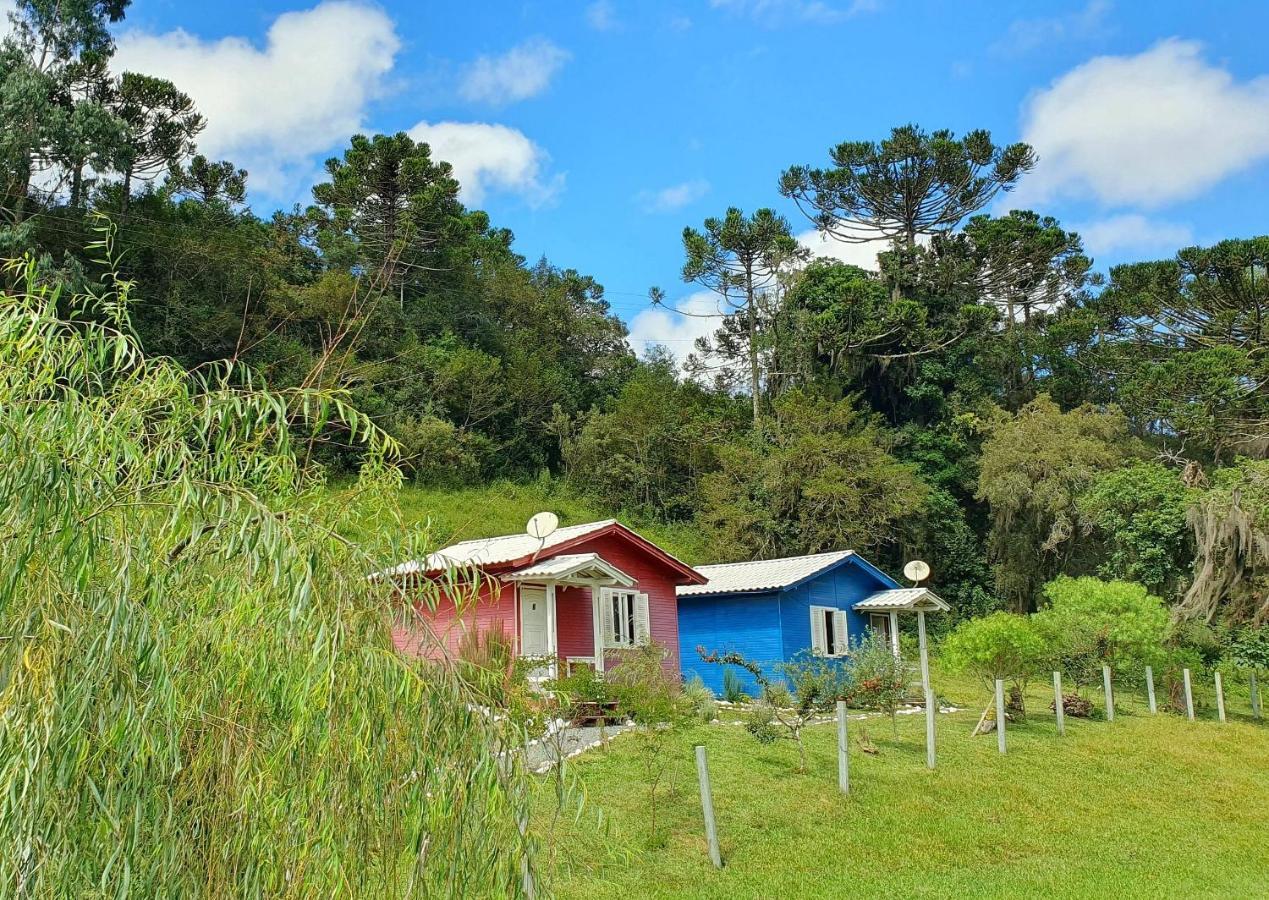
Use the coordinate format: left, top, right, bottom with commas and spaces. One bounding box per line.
3, 1, 1269, 892
8, 3, 1269, 644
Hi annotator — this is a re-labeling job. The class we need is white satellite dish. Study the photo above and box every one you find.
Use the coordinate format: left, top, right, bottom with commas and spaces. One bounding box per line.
903, 559, 931, 584
526, 511, 559, 541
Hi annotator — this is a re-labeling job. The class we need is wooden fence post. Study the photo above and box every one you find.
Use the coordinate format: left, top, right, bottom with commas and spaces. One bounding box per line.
1103, 665, 1115, 723
1252, 672, 1263, 721
918, 609, 935, 770
1053, 671, 1065, 736
836, 700, 850, 795
1145, 665, 1157, 714
1183, 668, 1195, 721
1215, 671, 1226, 723
695, 745, 722, 869
995, 679, 1007, 754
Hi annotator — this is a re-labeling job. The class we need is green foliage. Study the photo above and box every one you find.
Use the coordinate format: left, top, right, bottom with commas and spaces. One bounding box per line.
548, 665, 611, 706
698, 389, 928, 560
0, 252, 534, 895
1078, 462, 1191, 594
1228, 627, 1269, 672
977, 395, 1135, 609
1033, 577, 1170, 688
721, 666, 749, 703
1183, 458, 1269, 624
943, 612, 1046, 687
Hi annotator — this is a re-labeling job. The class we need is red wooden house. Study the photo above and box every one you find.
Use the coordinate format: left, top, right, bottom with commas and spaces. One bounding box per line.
383, 519, 706, 677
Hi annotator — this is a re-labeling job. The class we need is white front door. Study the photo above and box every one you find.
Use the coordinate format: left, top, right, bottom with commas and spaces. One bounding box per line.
869, 613, 892, 648
520, 585, 549, 657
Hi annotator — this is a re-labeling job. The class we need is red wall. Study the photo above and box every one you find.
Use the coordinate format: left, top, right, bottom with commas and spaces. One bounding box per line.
400, 529, 686, 674
391, 578, 516, 659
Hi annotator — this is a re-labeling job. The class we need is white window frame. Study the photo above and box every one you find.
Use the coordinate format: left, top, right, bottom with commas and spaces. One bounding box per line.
600, 588, 649, 649
809, 605, 850, 658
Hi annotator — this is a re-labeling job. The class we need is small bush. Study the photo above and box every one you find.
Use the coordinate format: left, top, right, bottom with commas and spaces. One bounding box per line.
682, 676, 718, 723
745, 702, 781, 744
721, 666, 749, 703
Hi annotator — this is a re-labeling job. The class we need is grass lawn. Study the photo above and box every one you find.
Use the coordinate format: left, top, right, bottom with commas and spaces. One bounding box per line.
533, 673, 1269, 899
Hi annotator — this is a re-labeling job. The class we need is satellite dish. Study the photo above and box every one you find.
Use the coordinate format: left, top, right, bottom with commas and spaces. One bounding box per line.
903, 559, 931, 584
526, 511, 559, 541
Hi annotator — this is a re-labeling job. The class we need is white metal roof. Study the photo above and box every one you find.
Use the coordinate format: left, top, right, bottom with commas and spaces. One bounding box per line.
376, 519, 617, 577
677, 550, 856, 597
854, 587, 949, 612
501, 553, 636, 587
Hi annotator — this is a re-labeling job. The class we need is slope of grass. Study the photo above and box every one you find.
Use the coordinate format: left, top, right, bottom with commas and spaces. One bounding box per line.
535, 672, 1269, 899
336, 478, 714, 564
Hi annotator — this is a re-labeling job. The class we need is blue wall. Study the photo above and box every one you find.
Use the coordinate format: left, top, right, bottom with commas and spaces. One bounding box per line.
678, 590, 783, 696
677, 556, 898, 695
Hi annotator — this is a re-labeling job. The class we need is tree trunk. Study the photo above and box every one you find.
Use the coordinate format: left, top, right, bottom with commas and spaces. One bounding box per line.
746, 268, 760, 432
121, 166, 134, 216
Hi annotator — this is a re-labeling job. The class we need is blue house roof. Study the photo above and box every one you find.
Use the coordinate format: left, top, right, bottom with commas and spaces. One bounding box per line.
678, 550, 901, 599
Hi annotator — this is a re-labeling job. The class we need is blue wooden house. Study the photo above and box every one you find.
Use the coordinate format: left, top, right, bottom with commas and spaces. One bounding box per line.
676, 551, 948, 695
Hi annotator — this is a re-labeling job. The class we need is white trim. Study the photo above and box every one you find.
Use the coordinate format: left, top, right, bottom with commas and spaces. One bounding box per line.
592, 587, 606, 674
809, 605, 848, 658
889, 610, 900, 658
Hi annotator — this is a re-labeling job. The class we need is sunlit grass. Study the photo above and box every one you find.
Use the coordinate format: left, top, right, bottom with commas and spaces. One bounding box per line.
537, 669, 1269, 899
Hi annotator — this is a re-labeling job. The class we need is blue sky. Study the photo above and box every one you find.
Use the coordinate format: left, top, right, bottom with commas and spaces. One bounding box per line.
107, 0, 1269, 354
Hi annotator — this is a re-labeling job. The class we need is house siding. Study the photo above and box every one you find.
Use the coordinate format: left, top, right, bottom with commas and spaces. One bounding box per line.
565, 532, 684, 674
677, 556, 900, 693
555, 585, 594, 660
677, 590, 783, 696
392, 578, 516, 659
778, 563, 881, 662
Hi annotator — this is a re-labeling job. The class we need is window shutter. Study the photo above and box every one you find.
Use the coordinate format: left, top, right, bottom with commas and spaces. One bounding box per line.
809, 605, 827, 655
599, 588, 615, 648
634, 593, 651, 645
833, 609, 849, 656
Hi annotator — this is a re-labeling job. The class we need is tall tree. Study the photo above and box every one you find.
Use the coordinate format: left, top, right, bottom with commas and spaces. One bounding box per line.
167, 153, 248, 206
0, 0, 129, 226
109, 71, 203, 214
310, 132, 465, 301
779, 124, 1036, 249
679, 206, 802, 430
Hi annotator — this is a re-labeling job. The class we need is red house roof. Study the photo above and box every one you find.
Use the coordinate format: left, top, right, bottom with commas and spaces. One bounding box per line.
380, 519, 706, 585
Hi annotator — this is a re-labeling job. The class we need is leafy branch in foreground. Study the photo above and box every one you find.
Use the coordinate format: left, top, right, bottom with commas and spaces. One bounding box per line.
0, 251, 535, 896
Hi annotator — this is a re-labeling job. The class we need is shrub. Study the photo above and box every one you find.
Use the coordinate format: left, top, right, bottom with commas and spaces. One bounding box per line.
721, 666, 750, 703
1034, 577, 1169, 684
845, 632, 910, 735
682, 676, 718, 723
943, 612, 1046, 689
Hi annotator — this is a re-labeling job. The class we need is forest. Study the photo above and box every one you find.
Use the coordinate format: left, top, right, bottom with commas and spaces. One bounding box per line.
4, 3, 1268, 633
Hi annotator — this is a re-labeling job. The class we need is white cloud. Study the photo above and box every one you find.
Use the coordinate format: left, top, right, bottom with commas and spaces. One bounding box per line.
628, 290, 724, 361
408, 120, 561, 207
458, 38, 569, 105
709, 0, 878, 27
992, 0, 1111, 57
586, 1, 620, 32
796, 226, 905, 271
1073, 214, 1193, 258
114, 1, 399, 199
637, 179, 709, 213
1015, 39, 1269, 209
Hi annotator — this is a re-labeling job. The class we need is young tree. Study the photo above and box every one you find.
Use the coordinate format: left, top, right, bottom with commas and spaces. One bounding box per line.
943, 612, 1045, 728
679, 206, 802, 430
780, 124, 1035, 250
699, 647, 850, 773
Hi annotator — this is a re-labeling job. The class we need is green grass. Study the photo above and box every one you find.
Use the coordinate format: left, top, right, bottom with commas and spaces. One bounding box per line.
337, 478, 714, 564
534, 672, 1269, 899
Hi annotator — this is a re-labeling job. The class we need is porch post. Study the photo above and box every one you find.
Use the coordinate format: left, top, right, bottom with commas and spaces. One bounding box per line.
888, 610, 900, 658
546, 583, 558, 678
592, 587, 605, 674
